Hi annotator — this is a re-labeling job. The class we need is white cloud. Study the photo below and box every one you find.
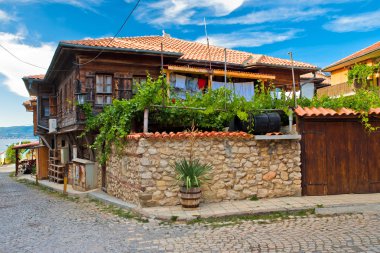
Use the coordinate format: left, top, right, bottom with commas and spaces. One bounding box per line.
0, 31, 55, 97
135, 0, 245, 26
196, 29, 301, 48
324, 9, 380, 32
212, 7, 329, 25
0, 9, 12, 22
0, 0, 103, 10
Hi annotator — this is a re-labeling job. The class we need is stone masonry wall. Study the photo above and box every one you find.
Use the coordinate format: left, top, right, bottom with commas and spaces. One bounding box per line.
106, 137, 301, 207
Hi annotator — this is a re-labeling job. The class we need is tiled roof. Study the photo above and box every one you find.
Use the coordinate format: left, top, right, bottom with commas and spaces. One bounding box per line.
249, 55, 316, 69
12, 141, 40, 149
295, 106, 380, 117
301, 71, 331, 85
325, 41, 380, 70
23, 74, 45, 80
62, 36, 317, 70
126, 131, 253, 140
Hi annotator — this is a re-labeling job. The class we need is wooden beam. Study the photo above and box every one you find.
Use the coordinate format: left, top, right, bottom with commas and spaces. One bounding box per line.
166, 65, 276, 80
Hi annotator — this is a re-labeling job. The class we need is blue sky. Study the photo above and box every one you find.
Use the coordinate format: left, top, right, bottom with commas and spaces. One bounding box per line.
0, 0, 380, 127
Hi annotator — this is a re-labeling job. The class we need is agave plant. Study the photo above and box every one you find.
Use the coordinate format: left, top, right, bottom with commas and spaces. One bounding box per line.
173, 158, 212, 189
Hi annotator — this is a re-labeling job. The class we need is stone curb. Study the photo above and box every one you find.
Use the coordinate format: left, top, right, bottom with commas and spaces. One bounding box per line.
15, 176, 380, 222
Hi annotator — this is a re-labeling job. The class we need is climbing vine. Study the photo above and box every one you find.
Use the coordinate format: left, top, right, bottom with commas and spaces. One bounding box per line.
348, 63, 380, 88
80, 74, 380, 165
298, 87, 380, 132
80, 76, 295, 164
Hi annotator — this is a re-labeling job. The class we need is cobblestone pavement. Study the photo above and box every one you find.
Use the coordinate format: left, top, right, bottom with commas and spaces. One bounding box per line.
1, 171, 380, 253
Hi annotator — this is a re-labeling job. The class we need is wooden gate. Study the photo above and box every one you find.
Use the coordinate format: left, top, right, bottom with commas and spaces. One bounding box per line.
299, 118, 380, 195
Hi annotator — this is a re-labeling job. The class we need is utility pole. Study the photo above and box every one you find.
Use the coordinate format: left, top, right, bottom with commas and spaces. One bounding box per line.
288, 52, 297, 107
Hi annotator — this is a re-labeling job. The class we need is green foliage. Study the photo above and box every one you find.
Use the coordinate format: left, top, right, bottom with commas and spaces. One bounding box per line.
298, 88, 380, 132
82, 75, 295, 165
172, 158, 212, 189
249, 195, 259, 201
348, 63, 380, 88
5, 141, 31, 164
5, 144, 16, 164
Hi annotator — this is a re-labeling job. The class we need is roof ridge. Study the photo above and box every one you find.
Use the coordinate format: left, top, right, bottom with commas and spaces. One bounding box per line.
325, 40, 380, 69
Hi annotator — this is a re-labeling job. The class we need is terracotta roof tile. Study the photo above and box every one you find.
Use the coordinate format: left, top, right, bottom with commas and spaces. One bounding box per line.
250, 55, 316, 69
126, 131, 253, 140
295, 106, 380, 117
63, 36, 317, 70
301, 71, 331, 85
325, 41, 380, 70
12, 141, 40, 149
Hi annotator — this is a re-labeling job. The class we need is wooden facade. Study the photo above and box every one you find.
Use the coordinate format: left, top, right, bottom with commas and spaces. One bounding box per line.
23, 41, 316, 185
298, 117, 380, 195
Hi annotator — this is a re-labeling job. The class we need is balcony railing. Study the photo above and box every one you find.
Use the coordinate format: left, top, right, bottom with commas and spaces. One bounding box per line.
317, 82, 355, 97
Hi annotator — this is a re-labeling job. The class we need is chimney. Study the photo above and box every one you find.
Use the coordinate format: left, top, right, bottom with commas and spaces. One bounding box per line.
162, 30, 171, 38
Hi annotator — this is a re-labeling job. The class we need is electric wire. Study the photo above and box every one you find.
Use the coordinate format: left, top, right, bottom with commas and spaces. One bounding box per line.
0, 43, 47, 70
0, 0, 141, 72
73, 0, 141, 66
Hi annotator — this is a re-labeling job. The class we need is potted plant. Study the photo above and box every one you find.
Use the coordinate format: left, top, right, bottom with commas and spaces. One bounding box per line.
173, 158, 212, 208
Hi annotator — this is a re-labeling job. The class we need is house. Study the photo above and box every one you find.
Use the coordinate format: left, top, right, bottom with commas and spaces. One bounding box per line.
0, 151, 5, 165
23, 34, 317, 188
320, 41, 380, 97
300, 71, 331, 98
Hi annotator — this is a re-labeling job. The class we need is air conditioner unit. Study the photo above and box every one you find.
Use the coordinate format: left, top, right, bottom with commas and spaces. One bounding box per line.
49, 119, 57, 133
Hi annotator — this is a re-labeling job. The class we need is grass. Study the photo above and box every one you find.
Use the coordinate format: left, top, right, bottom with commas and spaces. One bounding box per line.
249, 195, 259, 201
187, 209, 316, 227
88, 198, 149, 223
15, 178, 80, 202
316, 204, 324, 208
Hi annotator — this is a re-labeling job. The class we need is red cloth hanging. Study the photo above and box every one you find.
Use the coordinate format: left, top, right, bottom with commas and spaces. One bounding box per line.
198, 79, 206, 89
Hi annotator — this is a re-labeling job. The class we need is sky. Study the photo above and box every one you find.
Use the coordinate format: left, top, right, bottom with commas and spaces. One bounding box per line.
0, 0, 379, 127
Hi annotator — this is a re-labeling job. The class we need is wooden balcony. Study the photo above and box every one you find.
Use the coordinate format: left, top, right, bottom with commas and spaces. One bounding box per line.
317, 82, 355, 97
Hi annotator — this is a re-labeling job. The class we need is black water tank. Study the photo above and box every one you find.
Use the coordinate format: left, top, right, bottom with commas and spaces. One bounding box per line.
253, 112, 281, 134
229, 112, 281, 134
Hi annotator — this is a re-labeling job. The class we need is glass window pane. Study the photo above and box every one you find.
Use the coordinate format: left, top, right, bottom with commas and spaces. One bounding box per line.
96, 96, 103, 105
96, 75, 103, 85
105, 83, 112, 93
44, 107, 50, 117
106, 76, 112, 85
105, 96, 112, 104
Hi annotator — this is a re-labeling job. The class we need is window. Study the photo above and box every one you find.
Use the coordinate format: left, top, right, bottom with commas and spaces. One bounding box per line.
133, 76, 146, 86
86, 77, 95, 102
41, 98, 50, 117
115, 78, 133, 99
95, 74, 113, 105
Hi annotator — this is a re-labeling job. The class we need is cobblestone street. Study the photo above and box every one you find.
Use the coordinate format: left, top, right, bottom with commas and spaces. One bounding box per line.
1, 171, 380, 253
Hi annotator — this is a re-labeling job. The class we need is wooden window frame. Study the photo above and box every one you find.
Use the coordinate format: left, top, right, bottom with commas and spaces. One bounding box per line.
41, 97, 50, 118
115, 77, 133, 100
95, 74, 113, 106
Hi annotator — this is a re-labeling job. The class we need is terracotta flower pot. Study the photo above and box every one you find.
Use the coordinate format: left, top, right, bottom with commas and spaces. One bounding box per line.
180, 186, 201, 208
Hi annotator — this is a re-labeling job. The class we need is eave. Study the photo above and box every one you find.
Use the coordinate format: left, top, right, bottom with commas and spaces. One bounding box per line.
323, 49, 380, 72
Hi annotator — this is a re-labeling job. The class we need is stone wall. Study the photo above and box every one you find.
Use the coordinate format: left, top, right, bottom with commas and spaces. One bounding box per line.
106, 136, 301, 207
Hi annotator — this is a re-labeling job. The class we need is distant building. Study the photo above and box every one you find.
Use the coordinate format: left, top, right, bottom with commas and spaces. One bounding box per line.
321, 41, 380, 97
300, 71, 331, 99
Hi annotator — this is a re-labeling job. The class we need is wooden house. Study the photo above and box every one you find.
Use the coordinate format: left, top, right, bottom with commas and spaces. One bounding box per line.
23, 34, 317, 187
320, 41, 380, 97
